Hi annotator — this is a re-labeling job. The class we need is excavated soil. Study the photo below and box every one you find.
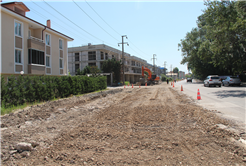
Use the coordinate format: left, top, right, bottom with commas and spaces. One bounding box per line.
1, 83, 246, 165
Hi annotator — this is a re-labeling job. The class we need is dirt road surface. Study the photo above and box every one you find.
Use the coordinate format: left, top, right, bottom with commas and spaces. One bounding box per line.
1, 83, 246, 165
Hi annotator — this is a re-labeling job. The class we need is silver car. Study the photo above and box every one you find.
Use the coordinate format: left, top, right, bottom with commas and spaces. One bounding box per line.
204, 75, 222, 87
222, 76, 241, 86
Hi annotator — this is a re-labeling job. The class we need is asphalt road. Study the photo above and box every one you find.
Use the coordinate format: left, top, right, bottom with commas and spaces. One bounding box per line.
173, 79, 246, 127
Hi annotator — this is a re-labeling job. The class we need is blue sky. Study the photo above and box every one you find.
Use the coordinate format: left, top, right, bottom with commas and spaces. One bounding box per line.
2, 0, 206, 74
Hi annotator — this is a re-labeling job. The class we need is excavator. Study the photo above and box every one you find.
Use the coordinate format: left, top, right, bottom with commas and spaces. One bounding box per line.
139, 66, 160, 85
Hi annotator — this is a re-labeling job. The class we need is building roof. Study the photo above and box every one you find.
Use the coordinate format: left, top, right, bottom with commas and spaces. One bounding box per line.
1, 2, 73, 41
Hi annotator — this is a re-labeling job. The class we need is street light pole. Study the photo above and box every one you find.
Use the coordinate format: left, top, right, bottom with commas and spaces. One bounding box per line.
118, 35, 129, 85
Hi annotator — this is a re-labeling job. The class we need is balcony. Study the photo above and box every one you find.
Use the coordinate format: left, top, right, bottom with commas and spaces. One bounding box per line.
28, 64, 45, 75
28, 36, 45, 52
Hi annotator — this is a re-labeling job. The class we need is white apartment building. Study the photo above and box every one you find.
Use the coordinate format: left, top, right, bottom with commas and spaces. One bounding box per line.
68, 44, 149, 83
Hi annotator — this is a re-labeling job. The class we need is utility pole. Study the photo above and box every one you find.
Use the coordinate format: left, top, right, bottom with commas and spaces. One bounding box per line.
164, 61, 167, 75
170, 65, 173, 78
118, 35, 129, 85
151, 54, 157, 74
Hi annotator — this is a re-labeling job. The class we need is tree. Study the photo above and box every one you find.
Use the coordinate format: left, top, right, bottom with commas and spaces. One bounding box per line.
173, 67, 179, 73
101, 58, 121, 83
76, 66, 101, 76
179, 0, 246, 78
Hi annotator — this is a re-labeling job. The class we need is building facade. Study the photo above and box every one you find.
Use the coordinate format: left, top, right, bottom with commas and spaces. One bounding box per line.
1, 2, 73, 80
68, 44, 149, 83
179, 71, 185, 79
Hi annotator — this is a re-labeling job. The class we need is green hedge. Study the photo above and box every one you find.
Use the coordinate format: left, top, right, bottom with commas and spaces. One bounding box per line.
1, 75, 107, 109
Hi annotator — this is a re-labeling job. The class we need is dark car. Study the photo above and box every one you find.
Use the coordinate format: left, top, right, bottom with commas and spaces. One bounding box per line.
187, 78, 192, 82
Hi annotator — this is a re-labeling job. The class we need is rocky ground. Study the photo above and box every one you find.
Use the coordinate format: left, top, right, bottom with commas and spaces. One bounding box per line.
1, 83, 246, 166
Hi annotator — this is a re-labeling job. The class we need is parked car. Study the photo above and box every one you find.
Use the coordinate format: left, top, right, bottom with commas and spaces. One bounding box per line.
187, 78, 192, 82
222, 76, 241, 86
204, 75, 222, 87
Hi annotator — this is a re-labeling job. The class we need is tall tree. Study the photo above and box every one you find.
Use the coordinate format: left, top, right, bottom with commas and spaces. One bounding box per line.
179, 0, 246, 78
101, 58, 121, 83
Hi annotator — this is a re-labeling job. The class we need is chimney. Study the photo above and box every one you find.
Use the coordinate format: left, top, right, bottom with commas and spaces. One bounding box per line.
47, 20, 51, 28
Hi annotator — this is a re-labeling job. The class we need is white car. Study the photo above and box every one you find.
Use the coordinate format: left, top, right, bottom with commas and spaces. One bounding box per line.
222, 76, 241, 86
204, 75, 222, 87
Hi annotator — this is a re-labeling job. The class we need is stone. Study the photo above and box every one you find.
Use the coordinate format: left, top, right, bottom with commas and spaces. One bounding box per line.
30, 141, 39, 148
9, 150, 17, 155
156, 156, 161, 160
20, 151, 30, 158
15, 142, 32, 151
1, 153, 3, 158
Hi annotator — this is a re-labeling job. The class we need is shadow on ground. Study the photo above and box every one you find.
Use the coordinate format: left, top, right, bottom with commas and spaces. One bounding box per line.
212, 90, 246, 99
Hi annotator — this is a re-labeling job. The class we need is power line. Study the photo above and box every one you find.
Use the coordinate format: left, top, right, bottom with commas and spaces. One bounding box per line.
42, 0, 108, 44
73, 0, 119, 42
84, 0, 151, 58
27, 5, 93, 44
85, 0, 121, 36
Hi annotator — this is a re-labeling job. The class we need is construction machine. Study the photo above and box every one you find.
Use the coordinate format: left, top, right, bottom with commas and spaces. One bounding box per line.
139, 66, 160, 85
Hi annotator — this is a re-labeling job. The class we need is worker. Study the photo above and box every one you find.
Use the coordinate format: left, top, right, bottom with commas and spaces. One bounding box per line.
167, 79, 169, 84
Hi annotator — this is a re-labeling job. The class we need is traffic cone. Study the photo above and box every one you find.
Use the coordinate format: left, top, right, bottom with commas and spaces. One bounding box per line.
173, 82, 175, 87
132, 84, 133, 88
197, 89, 201, 100
139, 84, 141, 88
145, 83, 147, 86
128, 83, 129, 86
124, 85, 126, 88
171, 82, 173, 86
181, 85, 183, 91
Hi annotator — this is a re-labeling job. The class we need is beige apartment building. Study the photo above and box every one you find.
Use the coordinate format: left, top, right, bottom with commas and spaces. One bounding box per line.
1, 2, 73, 80
68, 44, 149, 83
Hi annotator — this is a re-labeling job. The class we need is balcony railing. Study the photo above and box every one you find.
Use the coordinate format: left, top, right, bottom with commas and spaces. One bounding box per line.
28, 36, 45, 51
29, 36, 44, 43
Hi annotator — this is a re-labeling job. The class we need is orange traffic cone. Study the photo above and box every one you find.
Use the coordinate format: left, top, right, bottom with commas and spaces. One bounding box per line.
181, 85, 183, 91
132, 84, 133, 88
171, 82, 173, 86
173, 82, 175, 87
139, 84, 141, 88
145, 83, 147, 86
124, 85, 126, 88
128, 83, 129, 86
197, 89, 201, 100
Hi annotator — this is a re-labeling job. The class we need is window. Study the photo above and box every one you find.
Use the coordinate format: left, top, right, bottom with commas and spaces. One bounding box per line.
88, 63, 96, 66
88, 51, 96, 60
75, 53, 79, 61
45, 34, 50, 45
75, 64, 80, 72
15, 49, 22, 63
15, 22, 22, 36
112, 55, 115, 58
59, 59, 63, 68
131, 61, 135, 66
105, 53, 108, 60
59, 39, 63, 49
28, 49, 45, 65
101, 51, 104, 60
46, 56, 50, 67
